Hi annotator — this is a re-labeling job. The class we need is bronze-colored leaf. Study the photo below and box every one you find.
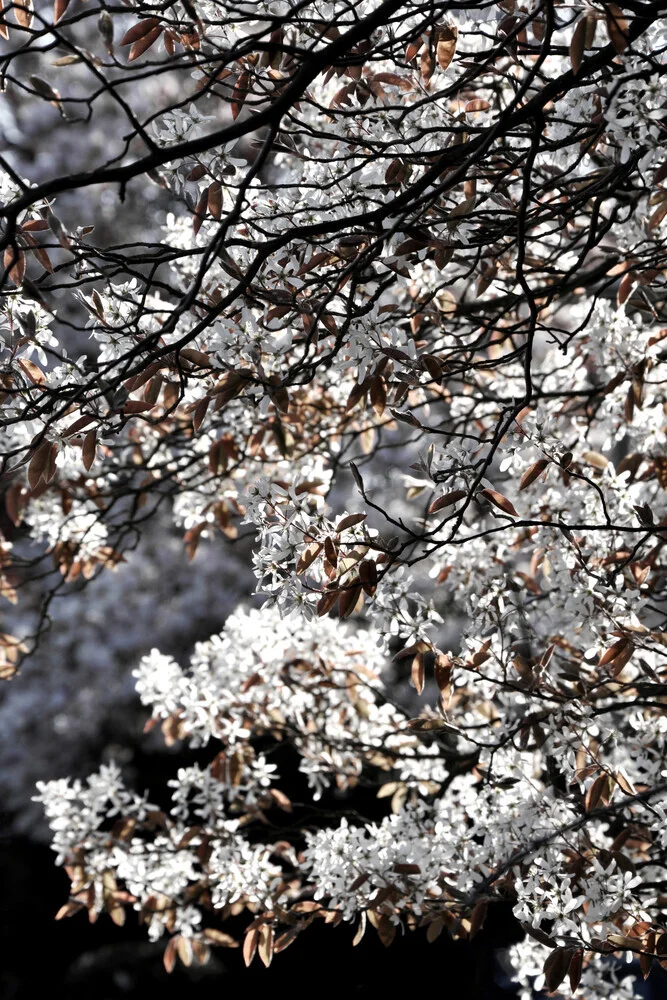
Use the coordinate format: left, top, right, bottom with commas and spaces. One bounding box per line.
258, 925, 274, 968
4, 246, 25, 286
479, 488, 518, 517
193, 188, 208, 236
569, 949, 583, 991
648, 201, 667, 232
14, 0, 33, 29
436, 25, 457, 71
128, 25, 162, 61
163, 937, 177, 974
203, 929, 238, 948
411, 651, 425, 694
370, 375, 387, 417
207, 182, 222, 220
22, 234, 54, 274
82, 429, 97, 471
120, 18, 160, 46
336, 512, 366, 532
570, 17, 589, 75
231, 70, 251, 120
243, 927, 259, 967
585, 772, 612, 812
519, 459, 550, 490
429, 488, 467, 513
54, 0, 70, 23
605, 3, 629, 53
28, 440, 51, 489
192, 395, 210, 432
339, 582, 362, 619
543, 947, 573, 994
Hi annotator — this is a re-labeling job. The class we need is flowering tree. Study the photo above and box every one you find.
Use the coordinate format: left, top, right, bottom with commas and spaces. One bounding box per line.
3, 0, 667, 995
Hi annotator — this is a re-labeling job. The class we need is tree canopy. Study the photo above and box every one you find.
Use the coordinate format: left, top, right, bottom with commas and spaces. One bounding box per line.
3, 1, 667, 995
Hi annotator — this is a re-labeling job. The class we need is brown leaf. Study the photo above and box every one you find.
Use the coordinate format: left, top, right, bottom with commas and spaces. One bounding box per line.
339, 582, 362, 619
193, 188, 208, 236
17, 358, 45, 385
203, 929, 238, 948
258, 925, 274, 968
14, 0, 33, 28
429, 488, 467, 513
569, 949, 583, 991
128, 25, 163, 61
648, 201, 667, 232
207, 182, 222, 220
22, 234, 54, 274
4, 246, 25, 286
358, 558, 378, 596
570, 17, 587, 75
4, 483, 25, 526
269, 788, 292, 812
122, 400, 154, 414
370, 375, 387, 417
598, 636, 630, 666
605, 3, 629, 53
411, 652, 425, 695
543, 947, 573, 994
352, 912, 367, 947
585, 772, 612, 812
243, 927, 258, 967
231, 70, 251, 120
28, 440, 51, 489
436, 25, 457, 71
82, 430, 97, 471
54, 0, 70, 23
192, 396, 210, 432
479, 488, 518, 517
420, 48, 435, 82
274, 928, 299, 953
376, 915, 397, 948
582, 450, 608, 470
120, 18, 160, 46
163, 937, 177, 974
519, 459, 550, 490
336, 512, 366, 532
434, 653, 452, 692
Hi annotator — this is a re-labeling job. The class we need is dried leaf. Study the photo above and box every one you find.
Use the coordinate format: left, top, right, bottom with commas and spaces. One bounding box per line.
120, 18, 160, 46
243, 927, 259, 967
543, 947, 573, 994
429, 489, 467, 513
436, 25, 457, 71
519, 459, 550, 490
411, 652, 425, 694
4, 246, 25, 286
53, 0, 70, 23
207, 182, 222, 220
231, 70, 251, 120
82, 429, 97, 471
479, 488, 518, 517
605, 3, 629, 53
569, 949, 583, 992
336, 512, 366, 532
128, 25, 163, 62
28, 440, 51, 489
14, 0, 33, 29
570, 17, 588, 75
258, 925, 274, 968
